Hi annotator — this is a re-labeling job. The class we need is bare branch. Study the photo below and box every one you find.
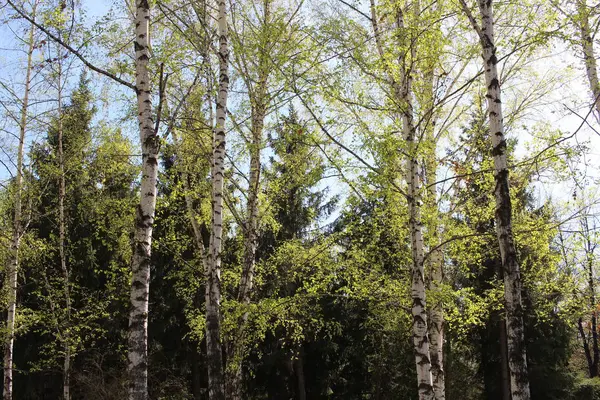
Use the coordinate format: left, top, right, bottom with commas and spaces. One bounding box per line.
6, 0, 136, 91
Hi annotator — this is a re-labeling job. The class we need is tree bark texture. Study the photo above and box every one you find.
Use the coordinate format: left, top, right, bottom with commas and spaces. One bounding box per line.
397, 7, 435, 400
577, 0, 600, 121
368, 1, 435, 397
476, 0, 531, 398
128, 1, 158, 399
205, 0, 230, 398
423, 58, 445, 400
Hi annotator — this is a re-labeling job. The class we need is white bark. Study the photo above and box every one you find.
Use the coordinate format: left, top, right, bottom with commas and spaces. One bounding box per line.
404, 98, 434, 400
459, 0, 531, 398
369, 1, 434, 397
577, 0, 600, 121
205, 0, 229, 398
424, 71, 445, 400
3, 5, 36, 398
397, 7, 435, 400
426, 156, 444, 400
427, 245, 444, 400
128, 1, 158, 399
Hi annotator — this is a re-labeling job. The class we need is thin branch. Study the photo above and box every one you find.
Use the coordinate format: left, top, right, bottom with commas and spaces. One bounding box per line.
154, 63, 167, 135
6, 0, 136, 91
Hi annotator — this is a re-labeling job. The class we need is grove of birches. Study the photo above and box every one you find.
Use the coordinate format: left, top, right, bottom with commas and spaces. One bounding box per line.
2, 0, 600, 399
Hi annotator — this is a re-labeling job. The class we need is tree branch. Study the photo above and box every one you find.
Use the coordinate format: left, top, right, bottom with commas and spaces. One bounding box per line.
6, 0, 136, 91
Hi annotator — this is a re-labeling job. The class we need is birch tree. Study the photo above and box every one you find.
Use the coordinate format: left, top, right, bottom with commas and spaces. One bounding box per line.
458, 0, 532, 398
575, 0, 600, 120
368, 1, 435, 396
226, 0, 302, 395
205, 0, 230, 397
4, 0, 162, 396
127, 1, 159, 399
2, 2, 37, 398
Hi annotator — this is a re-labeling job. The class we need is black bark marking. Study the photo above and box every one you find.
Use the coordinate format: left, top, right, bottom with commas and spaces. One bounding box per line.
492, 139, 506, 157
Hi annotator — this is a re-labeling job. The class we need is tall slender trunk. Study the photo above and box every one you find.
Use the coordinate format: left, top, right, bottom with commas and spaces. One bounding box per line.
404, 95, 434, 400
499, 319, 512, 400
496, 260, 512, 400
369, 0, 434, 396
397, 6, 434, 399
585, 225, 599, 376
427, 216, 444, 400
460, 0, 531, 398
3, 5, 37, 398
128, 1, 158, 399
424, 63, 445, 400
577, 0, 600, 121
205, 0, 229, 398
226, 3, 271, 396
56, 46, 71, 400
227, 99, 266, 400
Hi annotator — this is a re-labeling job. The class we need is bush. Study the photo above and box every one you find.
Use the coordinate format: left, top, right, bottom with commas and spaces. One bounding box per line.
573, 378, 600, 400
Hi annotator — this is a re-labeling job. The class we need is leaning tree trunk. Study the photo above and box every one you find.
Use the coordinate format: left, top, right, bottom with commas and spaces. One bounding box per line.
577, 0, 600, 121
205, 0, 229, 398
459, 0, 532, 398
128, 1, 159, 399
3, 5, 36, 398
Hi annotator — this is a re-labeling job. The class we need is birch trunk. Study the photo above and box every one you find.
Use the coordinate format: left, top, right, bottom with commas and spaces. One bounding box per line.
426, 211, 445, 400
499, 319, 512, 400
475, 0, 531, 397
56, 47, 71, 400
3, 5, 36, 398
396, 7, 435, 399
205, 0, 229, 398
577, 0, 600, 121
128, 1, 158, 399
423, 62, 445, 400
404, 99, 434, 400
369, 0, 435, 396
